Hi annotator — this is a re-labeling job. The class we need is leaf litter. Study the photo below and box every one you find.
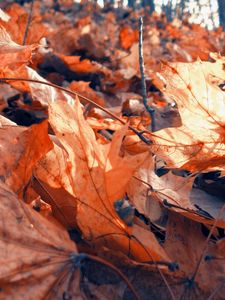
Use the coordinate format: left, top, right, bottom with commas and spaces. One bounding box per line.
0, 1, 224, 299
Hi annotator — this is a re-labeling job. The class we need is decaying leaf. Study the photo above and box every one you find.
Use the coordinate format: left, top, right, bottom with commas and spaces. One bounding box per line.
164, 212, 225, 299
0, 4, 225, 299
0, 180, 82, 300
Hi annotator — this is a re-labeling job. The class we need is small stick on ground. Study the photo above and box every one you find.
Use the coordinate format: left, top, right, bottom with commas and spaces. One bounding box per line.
23, 0, 35, 45
139, 16, 155, 132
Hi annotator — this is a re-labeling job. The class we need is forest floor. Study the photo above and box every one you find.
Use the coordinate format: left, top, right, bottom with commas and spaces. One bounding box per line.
0, 1, 225, 300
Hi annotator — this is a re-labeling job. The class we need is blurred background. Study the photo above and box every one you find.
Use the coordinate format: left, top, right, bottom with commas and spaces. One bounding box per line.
6, 0, 224, 30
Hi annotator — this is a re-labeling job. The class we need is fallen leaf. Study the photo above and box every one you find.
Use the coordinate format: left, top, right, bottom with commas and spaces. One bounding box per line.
0, 180, 82, 300
127, 155, 225, 227
164, 212, 225, 298
0, 119, 52, 195
0, 25, 37, 71
34, 141, 78, 228
151, 57, 225, 172
69, 80, 105, 107
47, 97, 167, 262
119, 27, 138, 50
1, 3, 47, 45
27, 68, 170, 262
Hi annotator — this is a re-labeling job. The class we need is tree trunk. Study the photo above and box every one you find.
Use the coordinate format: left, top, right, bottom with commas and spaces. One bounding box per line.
141, 0, 155, 13
128, 0, 135, 9
218, 0, 225, 29
162, 1, 173, 22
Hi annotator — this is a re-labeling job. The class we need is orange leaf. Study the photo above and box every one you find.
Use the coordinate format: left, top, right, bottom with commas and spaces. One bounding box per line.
151, 56, 225, 172
47, 97, 167, 262
69, 81, 105, 106
0, 26, 37, 71
1, 3, 47, 45
26, 68, 170, 262
0, 118, 52, 195
58, 54, 99, 74
119, 27, 138, 50
127, 156, 224, 227
34, 141, 78, 228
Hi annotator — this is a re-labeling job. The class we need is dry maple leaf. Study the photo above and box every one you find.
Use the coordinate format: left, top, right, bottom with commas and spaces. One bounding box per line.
0, 3, 47, 45
26, 69, 170, 263
69, 80, 105, 107
47, 97, 167, 262
0, 117, 52, 195
0, 180, 139, 300
127, 154, 225, 228
34, 141, 78, 229
0, 180, 83, 300
151, 56, 225, 172
164, 212, 225, 299
119, 27, 138, 50
127, 156, 195, 221
0, 25, 37, 71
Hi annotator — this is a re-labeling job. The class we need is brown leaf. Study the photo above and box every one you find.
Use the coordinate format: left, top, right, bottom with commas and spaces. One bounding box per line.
0, 119, 52, 195
127, 156, 225, 228
0, 180, 82, 300
47, 97, 167, 262
27, 69, 170, 262
127, 156, 195, 221
164, 212, 225, 298
0, 26, 37, 71
69, 80, 105, 107
34, 141, 78, 228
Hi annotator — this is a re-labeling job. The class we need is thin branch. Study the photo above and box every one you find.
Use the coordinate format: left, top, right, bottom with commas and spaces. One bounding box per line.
0, 77, 152, 145
138, 16, 155, 132
23, 0, 35, 45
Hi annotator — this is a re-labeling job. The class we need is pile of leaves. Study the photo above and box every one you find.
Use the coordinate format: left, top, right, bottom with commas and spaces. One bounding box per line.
0, 1, 224, 299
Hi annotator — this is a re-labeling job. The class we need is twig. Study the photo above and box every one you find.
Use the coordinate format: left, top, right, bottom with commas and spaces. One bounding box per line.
138, 17, 155, 132
23, 0, 35, 45
0, 77, 152, 145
